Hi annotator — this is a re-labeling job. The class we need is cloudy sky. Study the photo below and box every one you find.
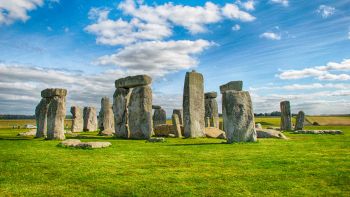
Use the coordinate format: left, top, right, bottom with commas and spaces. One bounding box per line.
0, 0, 350, 116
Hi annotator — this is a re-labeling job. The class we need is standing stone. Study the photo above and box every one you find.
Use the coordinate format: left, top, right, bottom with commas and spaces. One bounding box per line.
45, 89, 67, 140
35, 98, 49, 138
204, 92, 219, 128
83, 107, 97, 132
172, 113, 182, 138
98, 97, 115, 133
153, 107, 166, 126
128, 86, 153, 139
222, 90, 257, 143
70, 106, 83, 132
183, 70, 205, 138
172, 109, 183, 125
280, 101, 292, 131
113, 88, 131, 138
295, 111, 305, 130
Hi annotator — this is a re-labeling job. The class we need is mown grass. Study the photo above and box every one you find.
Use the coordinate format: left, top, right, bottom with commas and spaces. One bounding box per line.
0, 118, 349, 196
306, 116, 350, 126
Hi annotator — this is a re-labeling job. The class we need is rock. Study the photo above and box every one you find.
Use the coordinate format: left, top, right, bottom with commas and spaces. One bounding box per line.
256, 129, 288, 139
83, 107, 97, 132
99, 128, 114, 136
115, 75, 152, 88
59, 139, 82, 147
35, 98, 49, 138
294, 111, 305, 130
17, 129, 36, 137
70, 106, 83, 132
98, 97, 115, 135
113, 87, 131, 138
173, 109, 183, 125
205, 94, 219, 128
294, 130, 343, 134
204, 127, 226, 139
128, 86, 153, 139
59, 139, 112, 148
153, 124, 173, 137
222, 90, 257, 143
153, 108, 166, 126
255, 123, 262, 129
280, 101, 292, 131
183, 71, 205, 138
204, 91, 217, 99
168, 134, 175, 138
46, 94, 66, 140
152, 105, 161, 109
41, 88, 67, 98
172, 113, 182, 138
147, 137, 165, 143
219, 81, 243, 93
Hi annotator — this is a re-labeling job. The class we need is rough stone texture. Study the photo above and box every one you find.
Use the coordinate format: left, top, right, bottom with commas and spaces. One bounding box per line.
280, 101, 292, 131
222, 91, 257, 143
205, 95, 219, 128
172, 114, 182, 138
183, 71, 205, 138
153, 108, 166, 126
153, 124, 184, 137
128, 86, 153, 139
205, 92, 217, 99
173, 109, 183, 125
294, 130, 343, 134
41, 88, 67, 98
147, 137, 165, 143
255, 123, 262, 129
83, 107, 97, 132
59, 139, 112, 148
70, 106, 83, 132
99, 128, 114, 136
256, 129, 288, 139
113, 88, 131, 138
115, 75, 152, 88
35, 98, 49, 138
204, 127, 226, 139
98, 97, 115, 134
18, 129, 36, 137
295, 111, 305, 130
152, 105, 161, 109
59, 139, 82, 147
220, 81, 243, 93
46, 95, 66, 140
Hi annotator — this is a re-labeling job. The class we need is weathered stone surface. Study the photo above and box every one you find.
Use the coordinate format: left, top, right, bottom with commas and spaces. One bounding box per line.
204, 127, 226, 139
294, 130, 343, 134
205, 96, 219, 128
152, 105, 161, 109
183, 71, 205, 138
128, 86, 153, 139
59, 139, 82, 147
59, 139, 112, 148
83, 107, 97, 132
18, 129, 36, 137
70, 106, 83, 132
173, 109, 183, 125
35, 98, 49, 138
46, 95, 66, 140
222, 91, 257, 143
99, 128, 114, 136
115, 75, 152, 88
220, 81, 243, 93
256, 129, 288, 139
41, 88, 67, 98
205, 91, 217, 99
255, 123, 262, 129
153, 108, 166, 126
98, 97, 115, 134
153, 124, 184, 137
147, 137, 165, 143
172, 114, 182, 138
280, 101, 292, 131
294, 111, 305, 130
113, 88, 131, 138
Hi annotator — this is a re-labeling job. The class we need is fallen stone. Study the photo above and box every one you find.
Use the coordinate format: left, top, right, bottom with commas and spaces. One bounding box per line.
58, 139, 112, 148
99, 128, 115, 136
147, 137, 165, 143
17, 129, 36, 137
41, 88, 67, 98
294, 130, 343, 134
59, 139, 82, 147
204, 127, 226, 139
256, 129, 288, 139
153, 124, 173, 137
204, 92, 217, 99
220, 81, 243, 93
115, 75, 152, 88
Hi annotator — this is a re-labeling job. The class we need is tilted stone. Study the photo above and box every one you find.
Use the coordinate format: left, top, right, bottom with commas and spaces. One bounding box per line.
70, 106, 83, 132
128, 86, 153, 139
294, 111, 305, 130
98, 97, 115, 134
152, 105, 161, 109
280, 101, 292, 131
153, 108, 166, 126
183, 71, 205, 138
222, 90, 257, 143
46, 95, 66, 140
35, 98, 49, 138
204, 91, 217, 99
205, 96, 219, 128
172, 113, 182, 138
113, 87, 131, 138
41, 88, 67, 98
219, 81, 243, 93
115, 75, 152, 88
172, 109, 183, 125
83, 107, 97, 132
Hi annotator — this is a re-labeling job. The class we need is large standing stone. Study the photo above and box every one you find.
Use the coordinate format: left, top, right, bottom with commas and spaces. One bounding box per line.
98, 97, 115, 133
220, 81, 243, 93
172, 113, 182, 138
35, 98, 49, 138
183, 71, 205, 138
280, 101, 292, 131
113, 87, 131, 138
128, 86, 153, 139
46, 94, 66, 140
153, 107, 166, 126
70, 106, 83, 132
222, 91, 257, 143
204, 92, 219, 128
295, 111, 305, 130
83, 107, 97, 131
172, 109, 183, 125
115, 75, 152, 88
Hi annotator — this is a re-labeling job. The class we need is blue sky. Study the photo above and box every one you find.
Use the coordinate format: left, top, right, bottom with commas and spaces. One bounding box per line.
0, 0, 350, 115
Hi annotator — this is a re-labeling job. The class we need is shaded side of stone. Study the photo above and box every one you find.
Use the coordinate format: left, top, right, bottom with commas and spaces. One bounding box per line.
205, 97, 219, 128
113, 87, 131, 138
280, 101, 292, 131
294, 111, 305, 130
172, 113, 182, 138
153, 108, 166, 126
35, 98, 49, 138
83, 107, 97, 132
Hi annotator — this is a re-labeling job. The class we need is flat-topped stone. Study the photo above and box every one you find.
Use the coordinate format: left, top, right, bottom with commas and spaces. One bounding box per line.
152, 105, 161, 109
115, 75, 152, 88
220, 81, 243, 93
41, 88, 67, 98
205, 92, 217, 99
58, 139, 112, 148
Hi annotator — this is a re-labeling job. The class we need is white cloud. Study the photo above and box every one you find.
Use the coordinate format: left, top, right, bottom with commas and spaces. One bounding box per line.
236, 0, 255, 11
222, 3, 256, 22
250, 83, 350, 91
348, 31, 350, 40
0, 0, 44, 25
232, 24, 241, 31
270, 0, 289, 7
316, 5, 335, 19
260, 32, 281, 40
278, 59, 350, 81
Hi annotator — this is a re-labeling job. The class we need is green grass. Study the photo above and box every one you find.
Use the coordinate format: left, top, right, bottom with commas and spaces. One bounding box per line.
0, 118, 349, 196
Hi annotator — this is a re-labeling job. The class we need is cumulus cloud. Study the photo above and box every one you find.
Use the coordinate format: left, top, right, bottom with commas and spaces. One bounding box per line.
0, 0, 44, 25
269, 0, 289, 7
236, 0, 255, 11
222, 3, 256, 22
250, 83, 350, 91
316, 5, 335, 19
232, 24, 241, 31
278, 59, 350, 81
259, 32, 281, 40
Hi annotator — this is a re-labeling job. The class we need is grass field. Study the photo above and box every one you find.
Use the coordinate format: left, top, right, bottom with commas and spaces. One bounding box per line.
0, 118, 349, 196
306, 116, 350, 126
